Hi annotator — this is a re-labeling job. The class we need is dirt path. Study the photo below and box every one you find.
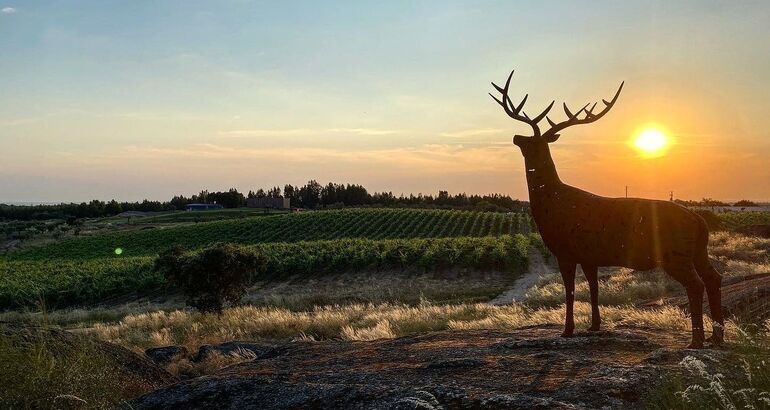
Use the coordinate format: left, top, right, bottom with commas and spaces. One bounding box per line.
490, 246, 554, 305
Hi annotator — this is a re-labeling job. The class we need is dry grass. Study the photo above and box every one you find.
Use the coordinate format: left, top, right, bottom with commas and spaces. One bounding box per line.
1, 270, 515, 328
709, 231, 770, 265
245, 270, 516, 310
91, 301, 726, 352
0, 299, 183, 327
523, 233, 770, 309
0, 327, 162, 408
167, 348, 258, 378
524, 268, 681, 308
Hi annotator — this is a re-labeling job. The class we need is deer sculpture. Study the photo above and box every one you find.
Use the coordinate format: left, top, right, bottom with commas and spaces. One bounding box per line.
490, 70, 723, 348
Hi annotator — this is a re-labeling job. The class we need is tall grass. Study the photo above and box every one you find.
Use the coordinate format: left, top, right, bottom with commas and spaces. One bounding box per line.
91, 302, 704, 352
644, 321, 770, 409
709, 231, 770, 264
524, 268, 681, 307
0, 326, 164, 408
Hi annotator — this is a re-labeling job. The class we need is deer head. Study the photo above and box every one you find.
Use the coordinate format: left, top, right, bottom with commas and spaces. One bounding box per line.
490, 70, 623, 166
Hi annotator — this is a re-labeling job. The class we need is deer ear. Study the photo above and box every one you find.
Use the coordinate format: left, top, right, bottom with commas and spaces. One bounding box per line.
544, 133, 560, 143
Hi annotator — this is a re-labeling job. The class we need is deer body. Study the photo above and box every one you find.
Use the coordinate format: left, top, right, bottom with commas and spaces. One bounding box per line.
528, 161, 706, 271
492, 70, 723, 348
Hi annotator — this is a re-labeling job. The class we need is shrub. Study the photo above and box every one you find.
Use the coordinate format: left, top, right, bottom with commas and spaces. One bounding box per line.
155, 243, 267, 313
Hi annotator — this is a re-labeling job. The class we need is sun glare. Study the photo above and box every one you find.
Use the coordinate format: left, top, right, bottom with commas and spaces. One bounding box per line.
633, 128, 669, 157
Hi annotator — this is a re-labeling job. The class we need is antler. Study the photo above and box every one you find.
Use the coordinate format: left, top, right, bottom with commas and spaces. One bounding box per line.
540, 81, 624, 142
490, 69, 624, 143
489, 70, 554, 138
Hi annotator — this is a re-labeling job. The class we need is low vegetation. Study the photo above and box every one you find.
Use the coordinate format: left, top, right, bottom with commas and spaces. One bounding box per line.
0, 257, 158, 309
133, 208, 287, 224
525, 267, 682, 307
1, 234, 531, 309
156, 243, 268, 312
718, 211, 770, 230
91, 301, 703, 350
2, 206, 769, 407
644, 323, 770, 409
7, 208, 532, 260
0, 325, 165, 408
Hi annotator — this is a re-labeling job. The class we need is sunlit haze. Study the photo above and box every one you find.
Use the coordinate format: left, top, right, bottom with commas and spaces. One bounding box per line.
1, 1, 769, 202
633, 128, 669, 158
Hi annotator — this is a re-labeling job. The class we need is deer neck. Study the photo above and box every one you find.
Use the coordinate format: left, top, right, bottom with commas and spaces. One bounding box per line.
524, 149, 563, 204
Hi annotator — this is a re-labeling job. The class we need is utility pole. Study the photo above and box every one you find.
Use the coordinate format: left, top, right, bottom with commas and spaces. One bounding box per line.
625, 185, 628, 198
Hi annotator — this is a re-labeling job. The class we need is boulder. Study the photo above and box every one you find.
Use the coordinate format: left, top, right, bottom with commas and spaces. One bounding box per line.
131, 326, 726, 409
145, 345, 189, 365
192, 341, 277, 363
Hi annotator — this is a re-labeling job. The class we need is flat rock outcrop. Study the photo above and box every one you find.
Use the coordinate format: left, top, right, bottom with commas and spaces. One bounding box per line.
132, 325, 729, 409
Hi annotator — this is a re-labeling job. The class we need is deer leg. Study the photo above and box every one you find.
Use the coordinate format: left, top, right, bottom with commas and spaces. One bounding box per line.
696, 261, 724, 346
559, 260, 577, 338
669, 267, 706, 349
685, 277, 706, 349
583, 265, 600, 331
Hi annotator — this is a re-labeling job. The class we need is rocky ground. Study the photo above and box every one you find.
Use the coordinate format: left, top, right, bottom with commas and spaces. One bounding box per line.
132, 325, 731, 409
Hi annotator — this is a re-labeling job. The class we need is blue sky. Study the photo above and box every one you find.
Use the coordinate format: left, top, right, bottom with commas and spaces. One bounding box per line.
1, 1, 769, 202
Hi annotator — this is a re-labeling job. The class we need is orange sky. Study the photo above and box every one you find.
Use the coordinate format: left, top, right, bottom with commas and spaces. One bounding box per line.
1, 1, 768, 202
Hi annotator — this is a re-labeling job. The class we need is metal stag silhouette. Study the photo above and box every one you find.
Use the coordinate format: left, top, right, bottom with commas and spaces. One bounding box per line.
490, 70, 723, 348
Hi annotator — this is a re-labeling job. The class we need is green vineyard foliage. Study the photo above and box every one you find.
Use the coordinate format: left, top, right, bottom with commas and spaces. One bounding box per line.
717, 211, 770, 230
9, 209, 526, 260
0, 235, 530, 309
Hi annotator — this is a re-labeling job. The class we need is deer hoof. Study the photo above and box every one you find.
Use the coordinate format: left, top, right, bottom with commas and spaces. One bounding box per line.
561, 330, 574, 338
706, 334, 724, 347
686, 341, 704, 349
706, 326, 724, 346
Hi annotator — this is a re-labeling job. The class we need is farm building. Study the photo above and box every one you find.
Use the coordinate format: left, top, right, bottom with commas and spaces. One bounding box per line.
185, 203, 224, 211
247, 197, 290, 209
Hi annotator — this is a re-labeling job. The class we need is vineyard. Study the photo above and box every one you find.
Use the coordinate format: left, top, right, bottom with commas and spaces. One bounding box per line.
129, 208, 289, 224
0, 235, 531, 309
717, 211, 770, 230
9, 209, 533, 260
3, 207, 766, 310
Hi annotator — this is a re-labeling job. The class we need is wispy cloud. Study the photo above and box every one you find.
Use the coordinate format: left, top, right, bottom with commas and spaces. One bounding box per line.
1, 7, 16, 14
84, 142, 520, 175
439, 128, 504, 138
326, 128, 400, 136
218, 128, 401, 138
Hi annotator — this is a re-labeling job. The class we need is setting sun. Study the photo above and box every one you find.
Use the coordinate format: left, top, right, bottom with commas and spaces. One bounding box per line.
633, 128, 669, 157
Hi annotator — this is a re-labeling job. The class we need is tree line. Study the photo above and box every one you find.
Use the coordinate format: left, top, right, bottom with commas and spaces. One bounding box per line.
673, 198, 759, 207
1, 181, 527, 221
